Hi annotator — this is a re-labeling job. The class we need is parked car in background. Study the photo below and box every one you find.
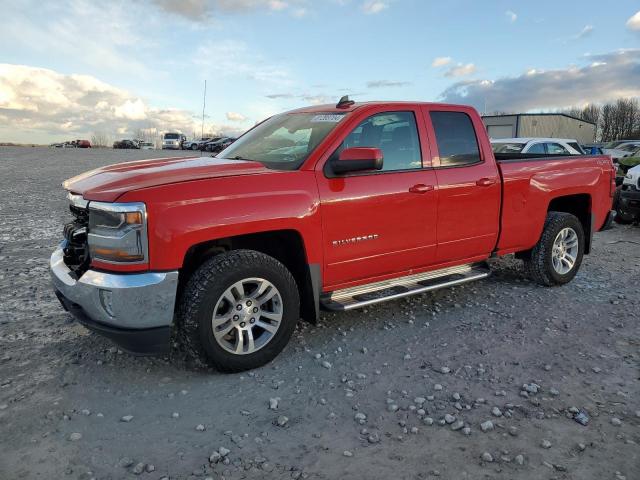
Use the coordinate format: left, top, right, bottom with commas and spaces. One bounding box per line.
50, 140, 91, 148
207, 136, 236, 153
582, 144, 603, 155
202, 137, 226, 152
615, 148, 640, 184
113, 139, 140, 149
603, 140, 640, 160
614, 163, 640, 224
162, 132, 186, 150
51, 99, 614, 372
139, 142, 155, 150
491, 138, 584, 155
184, 137, 215, 150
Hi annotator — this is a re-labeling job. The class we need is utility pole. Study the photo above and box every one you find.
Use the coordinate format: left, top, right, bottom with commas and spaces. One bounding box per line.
201, 79, 207, 139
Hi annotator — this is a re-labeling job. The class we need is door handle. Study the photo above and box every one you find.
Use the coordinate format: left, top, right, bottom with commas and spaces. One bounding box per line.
476, 177, 496, 187
409, 184, 434, 194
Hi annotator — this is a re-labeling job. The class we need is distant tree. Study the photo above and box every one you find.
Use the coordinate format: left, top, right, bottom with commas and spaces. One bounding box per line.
559, 99, 639, 142
91, 131, 111, 148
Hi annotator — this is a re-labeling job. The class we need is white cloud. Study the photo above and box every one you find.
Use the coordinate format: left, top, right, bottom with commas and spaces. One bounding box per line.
439, 49, 640, 112
151, 0, 308, 20
505, 10, 517, 23
0, 1, 152, 78
362, 0, 388, 15
114, 99, 147, 120
444, 63, 477, 78
627, 11, 640, 31
0, 63, 244, 143
575, 25, 594, 39
432, 56, 452, 67
226, 111, 247, 122
193, 40, 293, 85
366, 80, 411, 88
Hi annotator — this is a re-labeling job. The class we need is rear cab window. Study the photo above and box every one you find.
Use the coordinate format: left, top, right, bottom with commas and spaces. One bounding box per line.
429, 111, 481, 167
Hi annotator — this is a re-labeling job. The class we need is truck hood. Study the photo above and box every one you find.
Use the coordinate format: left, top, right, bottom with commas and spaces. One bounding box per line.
63, 156, 271, 202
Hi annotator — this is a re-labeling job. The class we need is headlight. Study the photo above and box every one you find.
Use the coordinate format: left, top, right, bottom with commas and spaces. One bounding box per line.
88, 202, 148, 263
625, 173, 633, 179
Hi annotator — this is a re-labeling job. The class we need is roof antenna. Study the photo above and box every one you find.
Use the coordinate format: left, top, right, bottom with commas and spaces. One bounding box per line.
336, 95, 355, 109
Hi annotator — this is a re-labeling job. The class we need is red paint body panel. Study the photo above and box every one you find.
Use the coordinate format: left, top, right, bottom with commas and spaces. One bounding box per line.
61, 101, 614, 291
63, 156, 269, 202
495, 157, 614, 254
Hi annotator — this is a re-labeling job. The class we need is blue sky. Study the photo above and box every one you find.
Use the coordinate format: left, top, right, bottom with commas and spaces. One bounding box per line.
1, 0, 639, 142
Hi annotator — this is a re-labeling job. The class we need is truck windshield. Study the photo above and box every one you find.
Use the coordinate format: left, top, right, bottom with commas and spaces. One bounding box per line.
491, 142, 525, 153
164, 133, 180, 140
218, 112, 347, 170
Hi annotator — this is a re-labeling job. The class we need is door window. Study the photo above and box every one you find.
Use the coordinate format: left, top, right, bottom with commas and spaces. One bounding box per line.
546, 143, 570, 155
430, 111, 481, 167
527, 143, 545, 154
338, 112, 422, 171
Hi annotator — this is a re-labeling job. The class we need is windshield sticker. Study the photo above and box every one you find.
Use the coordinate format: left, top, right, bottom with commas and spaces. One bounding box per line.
311, 114, 345, 123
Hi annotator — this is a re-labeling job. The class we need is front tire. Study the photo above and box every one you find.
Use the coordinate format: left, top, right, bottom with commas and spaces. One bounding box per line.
524, 212, 584, 286
176, 250, 300, 372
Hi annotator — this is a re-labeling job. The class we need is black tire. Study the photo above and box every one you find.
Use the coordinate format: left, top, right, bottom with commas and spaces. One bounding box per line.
191, 144, 198, 150
176, 250, 300, 372
524, 212, 585, 286
613, 188, 634, 224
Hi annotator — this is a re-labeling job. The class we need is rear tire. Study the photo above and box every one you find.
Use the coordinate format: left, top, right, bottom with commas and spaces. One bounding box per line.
176, 250, 300, 373
524, 212, 584, 286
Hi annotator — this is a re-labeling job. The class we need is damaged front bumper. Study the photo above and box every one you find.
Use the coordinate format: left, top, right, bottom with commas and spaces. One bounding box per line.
50, 246, 179, 354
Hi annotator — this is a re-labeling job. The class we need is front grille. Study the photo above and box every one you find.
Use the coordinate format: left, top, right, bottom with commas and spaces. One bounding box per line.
63, 202, 90, 278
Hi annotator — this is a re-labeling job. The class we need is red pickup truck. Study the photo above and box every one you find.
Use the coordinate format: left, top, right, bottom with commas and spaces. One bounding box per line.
51, 98, 615, 372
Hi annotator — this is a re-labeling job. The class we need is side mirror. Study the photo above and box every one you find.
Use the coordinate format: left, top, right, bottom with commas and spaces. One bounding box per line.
332, 147, 384, 174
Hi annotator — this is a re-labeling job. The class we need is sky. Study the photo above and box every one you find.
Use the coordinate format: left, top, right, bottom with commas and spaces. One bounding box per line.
0, 0, 639, 143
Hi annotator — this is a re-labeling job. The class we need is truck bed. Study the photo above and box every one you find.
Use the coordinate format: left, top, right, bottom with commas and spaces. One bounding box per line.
495, 154, 614, 256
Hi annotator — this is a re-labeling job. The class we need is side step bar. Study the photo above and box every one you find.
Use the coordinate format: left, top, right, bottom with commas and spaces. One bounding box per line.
320, 263, 490, 311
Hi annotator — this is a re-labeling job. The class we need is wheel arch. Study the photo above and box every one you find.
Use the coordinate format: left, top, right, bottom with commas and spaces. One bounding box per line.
546, 193, 593, 254
178, 229, 320, 324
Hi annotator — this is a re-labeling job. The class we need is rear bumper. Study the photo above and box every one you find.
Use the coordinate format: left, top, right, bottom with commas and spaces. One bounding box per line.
50, 246, 178, 354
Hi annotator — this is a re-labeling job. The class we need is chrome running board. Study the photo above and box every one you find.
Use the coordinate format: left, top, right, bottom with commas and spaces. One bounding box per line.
320, 263, 490, 311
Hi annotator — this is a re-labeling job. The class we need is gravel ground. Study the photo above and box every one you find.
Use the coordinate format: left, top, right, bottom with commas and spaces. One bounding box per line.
0, 146, 638, 480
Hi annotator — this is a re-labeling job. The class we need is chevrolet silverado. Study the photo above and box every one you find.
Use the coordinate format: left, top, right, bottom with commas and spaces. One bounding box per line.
51, 98, 616, 372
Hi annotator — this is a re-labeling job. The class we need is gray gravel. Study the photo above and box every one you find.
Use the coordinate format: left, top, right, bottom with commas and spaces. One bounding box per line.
0, 147, 639, 479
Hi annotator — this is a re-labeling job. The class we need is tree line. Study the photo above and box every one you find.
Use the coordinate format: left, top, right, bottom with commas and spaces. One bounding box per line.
561, 98, 640, 142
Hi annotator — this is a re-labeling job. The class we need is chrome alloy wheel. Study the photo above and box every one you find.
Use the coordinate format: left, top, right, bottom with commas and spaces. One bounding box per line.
211, 278, 283, 355
551, 227, 579, 275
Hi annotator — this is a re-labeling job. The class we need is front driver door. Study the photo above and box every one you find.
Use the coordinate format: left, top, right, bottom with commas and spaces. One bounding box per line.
315, 108, 439, 290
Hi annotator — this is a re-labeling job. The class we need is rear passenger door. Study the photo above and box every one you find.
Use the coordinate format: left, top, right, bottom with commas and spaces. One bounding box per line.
421, 107, 501, 263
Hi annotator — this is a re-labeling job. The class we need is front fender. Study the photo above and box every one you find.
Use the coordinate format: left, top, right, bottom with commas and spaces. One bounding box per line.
117, 171, 323, 272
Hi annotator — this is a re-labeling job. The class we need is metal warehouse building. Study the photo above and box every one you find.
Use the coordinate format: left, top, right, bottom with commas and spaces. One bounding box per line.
482, 113, 596, 144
